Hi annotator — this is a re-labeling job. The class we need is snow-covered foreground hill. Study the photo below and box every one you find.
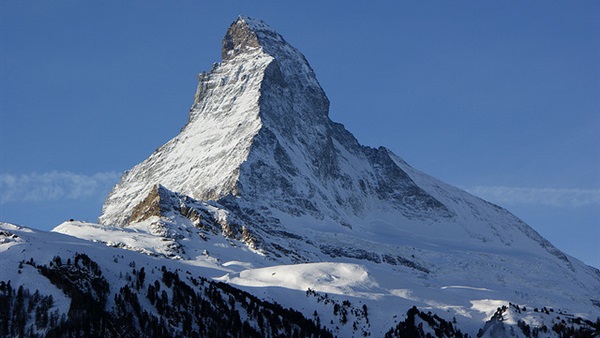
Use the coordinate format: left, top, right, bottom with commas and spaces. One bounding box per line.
2, 221, 599, 337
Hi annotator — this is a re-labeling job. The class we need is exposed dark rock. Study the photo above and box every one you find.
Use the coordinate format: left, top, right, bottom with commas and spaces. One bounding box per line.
130, 184, 171, 223
222, 17, 261, 60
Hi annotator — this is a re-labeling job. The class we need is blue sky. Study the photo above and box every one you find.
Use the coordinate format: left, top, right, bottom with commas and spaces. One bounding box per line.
1, 1, 598, 268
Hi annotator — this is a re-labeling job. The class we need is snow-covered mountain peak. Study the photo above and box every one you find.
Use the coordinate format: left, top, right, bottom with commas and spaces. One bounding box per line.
101, 15, 431, 228
97, 17, 596, 290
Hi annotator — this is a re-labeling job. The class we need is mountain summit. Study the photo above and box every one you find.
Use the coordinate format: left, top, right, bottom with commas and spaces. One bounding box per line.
99, 16, 450, 229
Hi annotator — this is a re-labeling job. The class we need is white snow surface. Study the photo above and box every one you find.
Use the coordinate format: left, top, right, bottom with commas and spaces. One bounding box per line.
215, 262, 378, 295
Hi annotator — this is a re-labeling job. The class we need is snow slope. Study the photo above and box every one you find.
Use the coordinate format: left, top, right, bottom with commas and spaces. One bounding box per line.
4, 221, 599, 337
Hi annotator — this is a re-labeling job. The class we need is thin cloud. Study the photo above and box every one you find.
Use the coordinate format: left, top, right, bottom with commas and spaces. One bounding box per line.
465, 186, 600, 208
0, 171, 121, 204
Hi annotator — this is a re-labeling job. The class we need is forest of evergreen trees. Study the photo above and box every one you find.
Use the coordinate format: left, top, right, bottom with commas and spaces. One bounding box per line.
476, 304, 600, 338
384, 306, 467, 338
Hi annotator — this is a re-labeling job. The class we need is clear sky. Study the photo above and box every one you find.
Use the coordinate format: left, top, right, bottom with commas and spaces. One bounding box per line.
1, 1, 598, 268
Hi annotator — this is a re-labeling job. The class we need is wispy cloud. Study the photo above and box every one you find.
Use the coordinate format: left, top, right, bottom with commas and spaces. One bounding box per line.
0, 171, 121, 204
465, 186, 600, 208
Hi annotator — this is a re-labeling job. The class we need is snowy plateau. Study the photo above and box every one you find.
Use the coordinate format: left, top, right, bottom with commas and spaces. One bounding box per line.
1, 16, 599, 338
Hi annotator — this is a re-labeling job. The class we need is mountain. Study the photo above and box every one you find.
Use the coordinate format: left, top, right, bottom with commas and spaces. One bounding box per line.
99, 15, 452, 228
1, 16, 599, 337
97, 16, 575, 267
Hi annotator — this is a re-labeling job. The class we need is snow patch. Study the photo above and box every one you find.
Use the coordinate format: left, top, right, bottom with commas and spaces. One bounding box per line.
218, 262, 377, 296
